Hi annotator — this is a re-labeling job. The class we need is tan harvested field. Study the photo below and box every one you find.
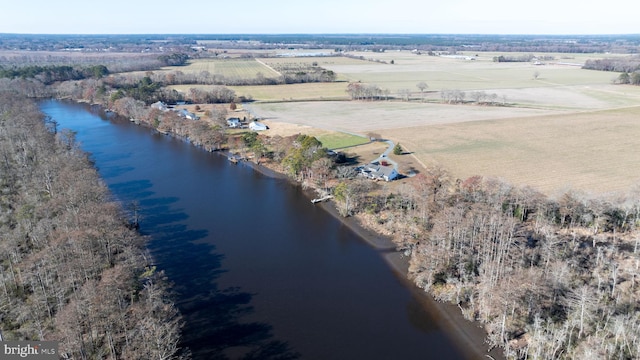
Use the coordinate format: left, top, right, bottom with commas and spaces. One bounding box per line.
173, 51, 640, 110
384, 107, 640, 195
247, 100, 640, 195
325, 51, 627, 101
163, 58, 281, 79
229, 83, 350, 101
183, 51, 640, 195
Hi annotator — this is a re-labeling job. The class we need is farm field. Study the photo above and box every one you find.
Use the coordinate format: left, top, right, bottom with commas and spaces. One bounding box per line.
162, 58, 281, 80
171, 82, 350, 102
247, 99, 640, 195
229, 82, 350, 101
170, 51, 640, 195
383, 106, 640, 194
323, 51, 626, 103
166, 52, 637, 109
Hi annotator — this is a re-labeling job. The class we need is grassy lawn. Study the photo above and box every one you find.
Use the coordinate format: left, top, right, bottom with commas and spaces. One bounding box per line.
316, 132, 370, 150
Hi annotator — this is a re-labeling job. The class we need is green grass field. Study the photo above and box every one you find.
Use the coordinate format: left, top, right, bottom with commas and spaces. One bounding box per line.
316, 132, 370, 150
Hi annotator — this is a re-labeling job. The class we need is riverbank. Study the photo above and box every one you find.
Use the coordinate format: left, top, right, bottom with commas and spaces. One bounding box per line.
95, 101, 502, 359
228, 155, 503, 360
316, 197, 504, 360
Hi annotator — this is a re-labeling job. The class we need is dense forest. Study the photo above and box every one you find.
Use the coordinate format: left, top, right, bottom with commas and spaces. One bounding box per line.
0, 94, 187, 359
330, 170, 640, 359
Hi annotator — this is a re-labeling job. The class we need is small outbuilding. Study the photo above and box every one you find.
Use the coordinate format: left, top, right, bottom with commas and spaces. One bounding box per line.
249, 121, 268, 131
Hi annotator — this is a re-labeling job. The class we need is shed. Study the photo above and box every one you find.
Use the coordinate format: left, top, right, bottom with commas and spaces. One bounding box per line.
249, 121, 268, 131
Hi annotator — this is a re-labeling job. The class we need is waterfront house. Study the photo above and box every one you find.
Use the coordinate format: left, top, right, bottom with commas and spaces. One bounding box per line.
177, 109, 198, 120
151, 101, 169, 112
359, 162, 399, 181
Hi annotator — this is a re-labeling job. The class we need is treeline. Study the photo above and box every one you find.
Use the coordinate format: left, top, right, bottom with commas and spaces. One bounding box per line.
4, 33, 640, 54
615, 72, 640, 85
0, 52, 166, 74
441, 89, 506, 105
158, 53, 190, 66
583, 56, 640, 73
346, 82, 389, 100
346, 82, 507, 106
0, 64, 109, 84
0, 68, 244, 106
139, 64, 336, 87
583, 56, 640, 86
105, 74, 243, 104
269, 64, 337, 84
330, 167, 640, 359
0, 93, 188, 359
493, 54, 555, 63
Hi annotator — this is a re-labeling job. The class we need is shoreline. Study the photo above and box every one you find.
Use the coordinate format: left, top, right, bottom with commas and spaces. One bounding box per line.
317, 199, 504, 360
235, 156, 504, 360
96, 102, 502, 359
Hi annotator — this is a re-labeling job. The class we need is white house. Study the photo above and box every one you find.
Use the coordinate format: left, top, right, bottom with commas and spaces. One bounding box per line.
227, 118, 242, 128
249, 121, 268, 131
376, 166, 399, 181
151, 101, 169, 112
177, 109, 198, 120
360, 162, 399, 181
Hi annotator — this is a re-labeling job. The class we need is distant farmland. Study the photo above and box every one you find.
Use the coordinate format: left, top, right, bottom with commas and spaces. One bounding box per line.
163, 58, 280, 81
172, 51, 640, 194
249, 101, 640, 194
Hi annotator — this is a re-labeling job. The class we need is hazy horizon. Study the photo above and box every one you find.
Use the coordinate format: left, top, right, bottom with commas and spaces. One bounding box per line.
2, 0, 639, 36
1, 32, 639, 36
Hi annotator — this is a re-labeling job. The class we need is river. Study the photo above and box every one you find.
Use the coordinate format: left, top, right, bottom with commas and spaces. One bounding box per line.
41, 100, 472, 360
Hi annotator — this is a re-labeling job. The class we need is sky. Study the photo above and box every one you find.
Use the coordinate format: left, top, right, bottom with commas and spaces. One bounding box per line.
0, 0, 638, 35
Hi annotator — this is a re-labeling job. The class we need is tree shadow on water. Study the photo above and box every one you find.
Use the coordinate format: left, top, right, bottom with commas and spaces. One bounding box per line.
138, 196, 300, 360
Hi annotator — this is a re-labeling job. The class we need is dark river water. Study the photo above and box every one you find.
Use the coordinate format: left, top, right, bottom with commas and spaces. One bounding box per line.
41, 100, 469, 360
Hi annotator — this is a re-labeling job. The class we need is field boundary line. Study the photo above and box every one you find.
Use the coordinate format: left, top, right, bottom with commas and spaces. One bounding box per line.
255, 58, 282, 77
401, 143, 428, 170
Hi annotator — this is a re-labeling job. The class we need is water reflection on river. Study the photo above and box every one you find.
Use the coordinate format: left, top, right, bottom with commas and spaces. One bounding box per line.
41, 100, 467, 360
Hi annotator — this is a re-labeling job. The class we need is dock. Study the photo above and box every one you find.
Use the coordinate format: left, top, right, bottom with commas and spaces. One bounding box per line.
228, 154, 247, 164
311, 195, 333, 204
